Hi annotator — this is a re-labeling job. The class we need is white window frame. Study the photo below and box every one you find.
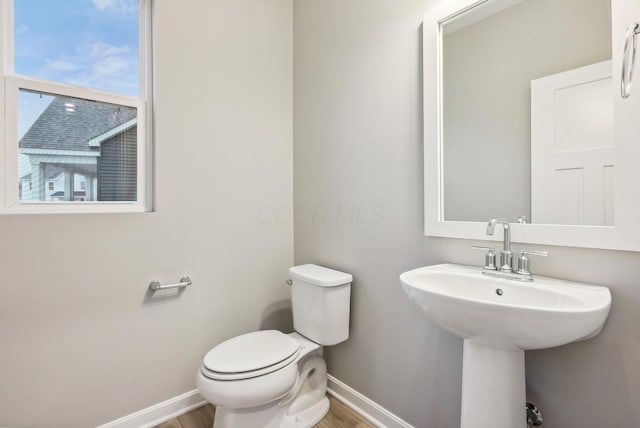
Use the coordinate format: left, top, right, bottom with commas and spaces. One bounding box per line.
0, 0, 153, 214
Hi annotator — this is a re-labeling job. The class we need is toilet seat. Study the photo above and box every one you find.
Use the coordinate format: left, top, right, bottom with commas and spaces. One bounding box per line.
201, 330, 300, 381
202, 348, 300, 381
197, 332, 324, 411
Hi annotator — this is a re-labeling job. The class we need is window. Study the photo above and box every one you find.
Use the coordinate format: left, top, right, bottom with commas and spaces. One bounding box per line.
0, 0, 152, 213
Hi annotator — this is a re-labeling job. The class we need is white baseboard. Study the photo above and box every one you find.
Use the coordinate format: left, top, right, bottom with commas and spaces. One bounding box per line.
96, 390, 206, 428
97, 377, 411, 428
327, 375, 414, 428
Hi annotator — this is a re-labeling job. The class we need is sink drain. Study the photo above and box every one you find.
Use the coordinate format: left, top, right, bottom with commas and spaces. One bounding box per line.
496, 288, 503, 296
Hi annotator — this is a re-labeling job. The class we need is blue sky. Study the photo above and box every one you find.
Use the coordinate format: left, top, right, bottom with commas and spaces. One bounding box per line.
15, 0, 138, 137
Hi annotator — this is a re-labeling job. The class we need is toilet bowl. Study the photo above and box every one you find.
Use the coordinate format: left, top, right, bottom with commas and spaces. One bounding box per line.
197, 331, 328, 427
197, 264, 352, 428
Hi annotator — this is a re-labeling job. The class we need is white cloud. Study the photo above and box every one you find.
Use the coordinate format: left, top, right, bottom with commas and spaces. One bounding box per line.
91, 0, 113, 10
92, 56, 129, 78
89, 42, 130, 58
16, 24, 30, 35
44, 41, 137, 95
46, 59, 79, 72
91, 0, 137, 14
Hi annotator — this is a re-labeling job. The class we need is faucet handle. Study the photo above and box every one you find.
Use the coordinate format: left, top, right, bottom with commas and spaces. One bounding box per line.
516, 249, 548, 276
519, 249, 548, 257
471, 245, 497, 270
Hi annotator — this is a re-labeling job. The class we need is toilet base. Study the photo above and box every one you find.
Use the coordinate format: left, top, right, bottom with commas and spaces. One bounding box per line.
213, 395, 329, 428
213, 402, 277, 428
210, 354, 329, 428
281, 396, 329, 428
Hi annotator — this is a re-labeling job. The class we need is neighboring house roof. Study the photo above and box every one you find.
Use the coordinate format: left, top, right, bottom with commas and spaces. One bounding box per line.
88, 118, 137, 147
19, 96, 136, 152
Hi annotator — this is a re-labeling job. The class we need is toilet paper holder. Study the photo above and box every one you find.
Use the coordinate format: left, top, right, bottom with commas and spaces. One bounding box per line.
149, 276, 192, 291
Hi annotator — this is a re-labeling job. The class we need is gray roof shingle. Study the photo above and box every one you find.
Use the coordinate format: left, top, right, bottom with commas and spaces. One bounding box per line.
19, 96, 136, 152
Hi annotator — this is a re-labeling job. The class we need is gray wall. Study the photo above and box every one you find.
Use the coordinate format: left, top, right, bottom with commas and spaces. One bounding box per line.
0, 1, 293, 427
294, 1, 640, 427
2, 1, 639, 428
443, 0, 612, 222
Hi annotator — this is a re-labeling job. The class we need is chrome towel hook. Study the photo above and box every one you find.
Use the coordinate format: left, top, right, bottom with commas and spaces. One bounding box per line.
621, 22, 640, 99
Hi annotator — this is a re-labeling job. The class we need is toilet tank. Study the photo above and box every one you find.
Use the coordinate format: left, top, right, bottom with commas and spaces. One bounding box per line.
288, 264, 352, 346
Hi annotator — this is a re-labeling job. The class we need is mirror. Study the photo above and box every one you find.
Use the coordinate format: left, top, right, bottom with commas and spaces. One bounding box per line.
423, 0, 640, 250
442, 0, 612, 225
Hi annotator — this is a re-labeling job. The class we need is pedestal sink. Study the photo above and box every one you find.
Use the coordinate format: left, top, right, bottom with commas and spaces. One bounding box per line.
400, 263, 611, 428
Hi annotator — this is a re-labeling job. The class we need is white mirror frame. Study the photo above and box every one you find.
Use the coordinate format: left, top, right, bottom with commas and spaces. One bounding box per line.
424, 0, 640, 251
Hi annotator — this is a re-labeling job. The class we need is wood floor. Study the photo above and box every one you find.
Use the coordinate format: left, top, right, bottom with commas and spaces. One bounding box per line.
155, 396, 374, 428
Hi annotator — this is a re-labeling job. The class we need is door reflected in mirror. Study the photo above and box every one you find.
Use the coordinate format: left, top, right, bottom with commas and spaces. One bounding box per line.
442, 0, 613, 225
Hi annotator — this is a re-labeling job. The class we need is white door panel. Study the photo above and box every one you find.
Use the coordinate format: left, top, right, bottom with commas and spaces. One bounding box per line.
531, 60, 613, 226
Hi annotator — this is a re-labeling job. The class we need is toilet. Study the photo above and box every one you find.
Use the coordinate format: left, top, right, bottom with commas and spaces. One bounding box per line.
197, 264, 352, 428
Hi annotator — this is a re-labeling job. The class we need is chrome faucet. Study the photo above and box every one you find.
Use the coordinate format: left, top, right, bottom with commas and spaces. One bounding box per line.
486, 218, 513, 273
471, 217, 549, 282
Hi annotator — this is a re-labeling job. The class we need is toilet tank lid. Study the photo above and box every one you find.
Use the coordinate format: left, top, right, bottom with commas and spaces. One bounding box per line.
289, 264, 353, 287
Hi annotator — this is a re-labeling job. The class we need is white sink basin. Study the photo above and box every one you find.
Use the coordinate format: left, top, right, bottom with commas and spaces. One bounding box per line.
400, 263, 611, 349
400, 263, 611, 428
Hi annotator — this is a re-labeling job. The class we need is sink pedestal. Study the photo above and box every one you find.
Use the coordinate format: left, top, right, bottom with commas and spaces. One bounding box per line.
461, 340, 525, 428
